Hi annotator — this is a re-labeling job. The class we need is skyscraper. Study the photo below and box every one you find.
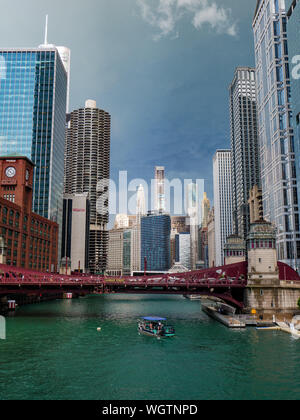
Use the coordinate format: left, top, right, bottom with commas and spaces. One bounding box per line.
175, 233, 191, 270
187, 183, 199, 269
229, 67, 261, 240
131, 184, 147, 272
253, 0, 300, 269
39, 16, 71, 112
213, 150, 233, 266
287, 0, 300, 211
56, 47, 71, 112
207, 207, 216, 267
201, 192, 211, 228
0, 47, 68, 223
61, 193, 90, 273
141, 213, 171, 272
154, 166, 165, 213
64, 100, 111, 274
106, 228, 125, 277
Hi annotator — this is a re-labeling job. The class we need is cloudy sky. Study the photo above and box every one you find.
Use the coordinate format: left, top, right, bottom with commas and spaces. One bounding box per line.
0, 0, 257, 213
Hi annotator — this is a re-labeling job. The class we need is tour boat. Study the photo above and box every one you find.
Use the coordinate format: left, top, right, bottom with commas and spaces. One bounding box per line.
138, 317, 175, 338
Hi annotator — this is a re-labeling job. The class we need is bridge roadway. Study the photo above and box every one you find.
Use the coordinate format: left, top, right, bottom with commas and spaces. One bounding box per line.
0, 262, 247, 308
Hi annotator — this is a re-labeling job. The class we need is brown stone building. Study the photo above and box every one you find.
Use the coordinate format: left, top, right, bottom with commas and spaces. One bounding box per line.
0, 157, 58, 272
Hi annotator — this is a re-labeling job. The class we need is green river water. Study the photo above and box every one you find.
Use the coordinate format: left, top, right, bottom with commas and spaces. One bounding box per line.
0, 294, 300, 400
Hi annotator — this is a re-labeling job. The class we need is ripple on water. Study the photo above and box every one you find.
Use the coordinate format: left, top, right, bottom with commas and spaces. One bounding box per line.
1, 295, 300, 400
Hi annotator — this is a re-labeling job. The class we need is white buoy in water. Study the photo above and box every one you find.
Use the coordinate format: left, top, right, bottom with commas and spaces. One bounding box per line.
97, 327, 102, 332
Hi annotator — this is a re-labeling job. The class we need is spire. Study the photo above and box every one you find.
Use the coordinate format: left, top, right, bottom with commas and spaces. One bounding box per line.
44, 15, 48, 45
39, 15, 55, 48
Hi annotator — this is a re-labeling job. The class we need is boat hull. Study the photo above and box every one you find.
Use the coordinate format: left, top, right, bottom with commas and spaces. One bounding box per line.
138, 324, 175, 338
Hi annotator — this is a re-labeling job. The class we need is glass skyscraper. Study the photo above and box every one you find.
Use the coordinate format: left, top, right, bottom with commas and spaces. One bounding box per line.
288, 0, 300, 209
229, 67, 261, 241
253, 0, 300, 270
141, 213, 171, 272
0, 48, 67, 223
175, 232, 191, 270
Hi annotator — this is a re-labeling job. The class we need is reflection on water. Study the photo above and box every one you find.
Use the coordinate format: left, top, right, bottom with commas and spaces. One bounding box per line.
0, 295, 300, 400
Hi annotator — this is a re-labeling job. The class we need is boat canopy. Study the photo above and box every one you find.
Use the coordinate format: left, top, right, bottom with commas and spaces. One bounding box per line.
143, 317, 166, 322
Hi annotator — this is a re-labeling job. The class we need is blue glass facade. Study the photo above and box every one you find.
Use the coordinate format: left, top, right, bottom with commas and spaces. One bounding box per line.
288, 0, 300, 207
141, 214, 171, 272
0, 49, 67, 224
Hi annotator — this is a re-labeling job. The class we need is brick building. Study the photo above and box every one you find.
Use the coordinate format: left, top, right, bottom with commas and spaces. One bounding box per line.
0, 157, 58, 271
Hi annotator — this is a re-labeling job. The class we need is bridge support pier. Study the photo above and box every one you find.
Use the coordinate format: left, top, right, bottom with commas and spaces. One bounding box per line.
244, 286, 300, 320
243, 221, 300, 320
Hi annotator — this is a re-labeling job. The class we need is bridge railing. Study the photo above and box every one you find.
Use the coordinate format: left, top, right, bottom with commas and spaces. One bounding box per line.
0, 275, 247, 288
0, 263, 248, 288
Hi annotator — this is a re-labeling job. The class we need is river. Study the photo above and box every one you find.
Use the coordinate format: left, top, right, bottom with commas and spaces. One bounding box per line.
0, 294, 300, 400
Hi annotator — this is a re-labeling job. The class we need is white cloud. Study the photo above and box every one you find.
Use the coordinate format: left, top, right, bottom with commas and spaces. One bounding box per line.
137, 0, 237, 40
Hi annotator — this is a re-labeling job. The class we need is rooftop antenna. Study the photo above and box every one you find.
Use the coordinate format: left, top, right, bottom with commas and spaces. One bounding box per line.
39, 14, 55, 48
44, 15, 48, 45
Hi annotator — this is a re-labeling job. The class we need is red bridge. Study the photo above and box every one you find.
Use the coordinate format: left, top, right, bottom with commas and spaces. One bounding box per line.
0, 261, 299, 309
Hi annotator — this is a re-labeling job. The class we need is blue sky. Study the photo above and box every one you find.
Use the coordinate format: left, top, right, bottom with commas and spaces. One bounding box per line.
0, 0, 256, 211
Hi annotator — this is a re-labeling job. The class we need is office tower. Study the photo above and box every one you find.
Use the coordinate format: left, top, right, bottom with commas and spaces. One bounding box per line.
0, 48, 67, 223
0, 157, 58, 271
175, 233, 191, 270
129, 185, 147, 273
61, 193, 90, 274
56, 47, 71, 112
198, 226, 208, 268
154, 167, 165, 213
207, 208, 216, 267
201, 192, 211, 228
170, 216, 190, 265
64, 100, 111, 274
130, 225, 140, 273
123, 230, 132, 276
229, 67, 261, 240
39, 16, 71, 112
288, 0, 300, 208
107, 228, 125, 276
187, 183, 199, 270
141, 212, 171, 272
213, 150, 233, 266
199, 192, 210, 268
106, 227, 134, 276
249, 185, 264, 223
253, 0, 300, 270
